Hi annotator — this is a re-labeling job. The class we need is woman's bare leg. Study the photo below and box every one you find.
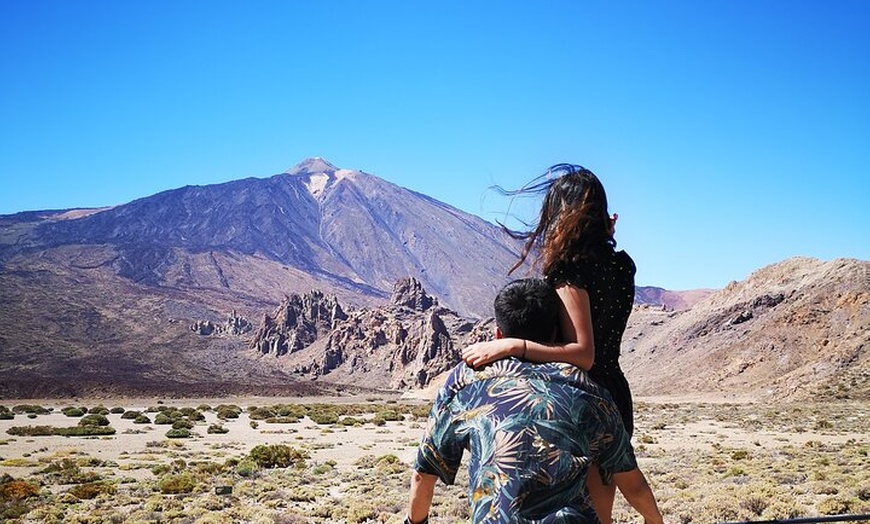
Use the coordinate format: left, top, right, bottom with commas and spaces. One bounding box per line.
587, 465, 617, 524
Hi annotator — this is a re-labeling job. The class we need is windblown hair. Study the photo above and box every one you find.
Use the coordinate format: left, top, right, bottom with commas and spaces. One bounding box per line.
498, 164, 615, 276
493, 278, 559, 343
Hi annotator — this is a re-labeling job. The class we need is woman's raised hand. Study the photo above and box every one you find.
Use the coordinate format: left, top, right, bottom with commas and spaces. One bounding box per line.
461, 339, 518, 368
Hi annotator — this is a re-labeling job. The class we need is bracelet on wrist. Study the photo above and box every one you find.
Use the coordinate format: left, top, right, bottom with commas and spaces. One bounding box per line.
404, 515, 429, 524
521, 340, 527, 359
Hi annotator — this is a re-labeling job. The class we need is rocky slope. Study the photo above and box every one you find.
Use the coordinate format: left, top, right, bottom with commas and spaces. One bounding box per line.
621, 257, 869, 401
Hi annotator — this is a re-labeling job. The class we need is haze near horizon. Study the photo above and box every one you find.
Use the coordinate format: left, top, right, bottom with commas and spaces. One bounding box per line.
1, 1, 868, 291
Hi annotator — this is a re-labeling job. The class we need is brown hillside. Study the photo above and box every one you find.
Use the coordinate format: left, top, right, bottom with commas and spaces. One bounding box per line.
622, 257, 869, 401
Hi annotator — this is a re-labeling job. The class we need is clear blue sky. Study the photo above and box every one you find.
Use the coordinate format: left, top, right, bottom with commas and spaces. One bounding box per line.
2, 1, 868, 290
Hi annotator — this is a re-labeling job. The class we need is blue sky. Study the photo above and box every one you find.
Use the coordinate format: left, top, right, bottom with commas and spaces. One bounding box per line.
1, 1, 868, 290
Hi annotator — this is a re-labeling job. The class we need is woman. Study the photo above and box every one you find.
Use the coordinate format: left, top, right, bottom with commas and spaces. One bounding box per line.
462, 163, 636, 524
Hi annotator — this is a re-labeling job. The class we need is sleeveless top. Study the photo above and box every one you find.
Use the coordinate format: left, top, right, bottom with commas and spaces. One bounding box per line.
547, 248, 636, 435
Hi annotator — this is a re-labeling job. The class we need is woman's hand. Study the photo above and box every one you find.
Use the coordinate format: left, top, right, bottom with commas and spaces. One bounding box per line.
461, 339, 518, 368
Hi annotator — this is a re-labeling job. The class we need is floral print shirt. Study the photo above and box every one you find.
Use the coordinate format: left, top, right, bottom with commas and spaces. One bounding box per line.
414, 358, 637, 523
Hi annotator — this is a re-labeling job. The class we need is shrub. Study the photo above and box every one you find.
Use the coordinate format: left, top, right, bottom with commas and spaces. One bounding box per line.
165, 428, 192, 439
120, 410, 141, 419
68, 481, 115, 499
0, 478, 40, 500
216, 406, 241, 419
377, 409, 403, 422
61, 407, 86, 417
207, 424, 229, 434
265, 416, 300, 424
248, 444, 306, 469
158, 473, 196, 494
54, 426, 116, 437
79, 414, 110, 427
234, 459, 258, 477
171, 419, 194, 430
11, 405, 50, 415
110, 407, 126, 414
87, 406, 109, 415
153, 412, 175, 425
248, 407, 277, 420
308, 410, 339, 425
6, 426, 54, 437
0, 410, 13, 420
133, 414, 151, 424
186, 410, 205, 422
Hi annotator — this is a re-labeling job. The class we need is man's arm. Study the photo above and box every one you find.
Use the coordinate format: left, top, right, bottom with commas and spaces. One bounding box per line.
407, 470, 438, 523
612, 468, 664, 524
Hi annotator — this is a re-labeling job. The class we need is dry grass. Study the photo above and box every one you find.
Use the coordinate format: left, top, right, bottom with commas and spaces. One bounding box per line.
0, 398, 867, 523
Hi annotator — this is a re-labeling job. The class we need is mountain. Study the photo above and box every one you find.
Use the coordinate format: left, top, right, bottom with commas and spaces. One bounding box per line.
621, 257, 869, 401
0, 158, 533, 397
1, 158, 520, 317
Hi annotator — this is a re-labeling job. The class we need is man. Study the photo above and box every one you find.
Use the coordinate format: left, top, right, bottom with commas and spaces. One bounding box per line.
406, 278, 664, 524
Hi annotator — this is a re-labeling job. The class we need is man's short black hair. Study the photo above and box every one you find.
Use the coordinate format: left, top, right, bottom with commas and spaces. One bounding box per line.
493, 278, 559, 343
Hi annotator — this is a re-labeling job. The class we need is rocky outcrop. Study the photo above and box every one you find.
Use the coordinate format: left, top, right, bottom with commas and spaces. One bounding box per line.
190, 310, 253, 336
261, 277, 490, 389
250, 291, 347, 357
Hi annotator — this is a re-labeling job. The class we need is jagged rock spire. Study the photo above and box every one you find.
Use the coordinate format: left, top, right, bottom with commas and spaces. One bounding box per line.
390, 277, 437, 311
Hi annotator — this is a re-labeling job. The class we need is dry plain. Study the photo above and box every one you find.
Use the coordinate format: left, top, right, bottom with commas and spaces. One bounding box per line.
0, 394, 867, 524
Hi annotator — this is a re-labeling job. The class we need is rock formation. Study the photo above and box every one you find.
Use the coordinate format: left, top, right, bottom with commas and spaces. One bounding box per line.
190, 310, 254, 336
250, 291, 347, 357
254, 277, 490, 390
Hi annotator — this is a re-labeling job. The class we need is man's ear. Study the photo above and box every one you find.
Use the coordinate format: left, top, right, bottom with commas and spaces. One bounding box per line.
495, 327, 503, 340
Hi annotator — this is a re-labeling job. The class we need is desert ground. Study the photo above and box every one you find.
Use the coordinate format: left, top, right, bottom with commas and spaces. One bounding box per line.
0, 394, 867, 524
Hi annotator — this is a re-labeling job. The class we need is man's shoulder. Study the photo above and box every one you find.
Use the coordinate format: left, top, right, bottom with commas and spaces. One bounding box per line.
440, 359, 607, 400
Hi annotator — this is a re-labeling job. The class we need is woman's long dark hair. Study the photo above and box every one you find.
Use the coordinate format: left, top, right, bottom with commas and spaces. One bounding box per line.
497, 163, 615, 275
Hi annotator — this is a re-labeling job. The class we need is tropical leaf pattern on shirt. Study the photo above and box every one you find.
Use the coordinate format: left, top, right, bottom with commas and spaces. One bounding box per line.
415, 358, 637, 523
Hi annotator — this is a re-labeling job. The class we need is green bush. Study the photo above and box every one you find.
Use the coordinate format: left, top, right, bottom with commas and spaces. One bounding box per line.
54, 426, 116, 437
120, 410, 141, 419
377, 409, 403, 422
171, 419, 194, 430
216, 406, 242, 419
78, 414, 110, 427
186, 410, 205, 422
61, 407, 86, 417
109, 407, 125, 414
248, 407, 277, 420
264, 416, 300, 424
234, 459, 258, 477
133, 414, 151, 424
248, 444, 306, 469
6, 425, 54, 437
158, 473, 196, 494
11, 405, 50, 415
165, 428, 192, 439
0, 411, 13, 420
308, 410, 339, 425
87, 406, 109, 415
153, 412, 175, 425
207, 424, 229, 434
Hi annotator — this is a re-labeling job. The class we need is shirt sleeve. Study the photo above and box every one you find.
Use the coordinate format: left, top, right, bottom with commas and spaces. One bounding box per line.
547, 261, 589, 291
413, 394, 465, 485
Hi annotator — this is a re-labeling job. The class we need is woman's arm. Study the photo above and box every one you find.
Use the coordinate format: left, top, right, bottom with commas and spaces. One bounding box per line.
461, 284, 595, 370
